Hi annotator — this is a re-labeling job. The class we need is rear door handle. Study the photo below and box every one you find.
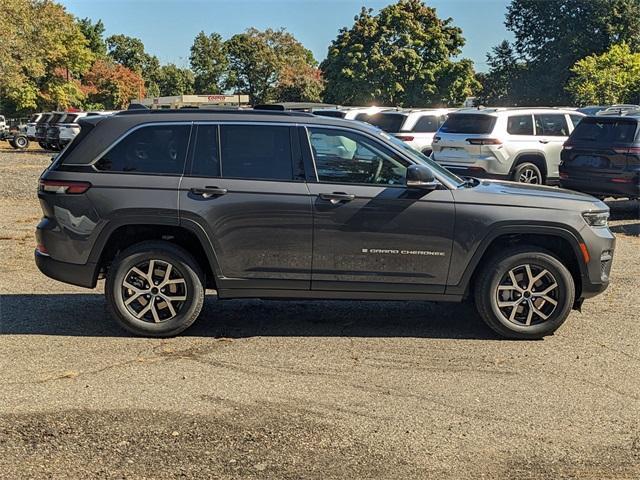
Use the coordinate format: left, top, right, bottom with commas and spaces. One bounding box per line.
539, 139, 550, 144
190, 186, 228, 198
319, 192, 356, 204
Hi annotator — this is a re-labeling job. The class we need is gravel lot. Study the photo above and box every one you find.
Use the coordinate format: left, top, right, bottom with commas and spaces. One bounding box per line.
1, 146, 639, 479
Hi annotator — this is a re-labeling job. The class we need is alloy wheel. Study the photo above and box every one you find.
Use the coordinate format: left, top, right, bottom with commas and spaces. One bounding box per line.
518, 167, 541, 184
121, 259, 188, 323
495, 264, 559, 326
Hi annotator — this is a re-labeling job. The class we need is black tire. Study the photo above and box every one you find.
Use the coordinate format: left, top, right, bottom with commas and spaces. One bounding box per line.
13, 135, 28, 149
474, 246, 575, 339
38, 141, 47, 149
106, 241, 205, 337
512, 162, 543, 184
8, 138, 16, 148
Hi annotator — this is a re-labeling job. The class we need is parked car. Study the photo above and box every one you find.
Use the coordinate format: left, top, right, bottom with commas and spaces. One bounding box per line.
58, 111, 117, 148
366, 109, 452, 155
596, 105, 640, 116
35, 113, 56, 149
26, 113, 44, 140
312, 106, 390, 122
560, 115, 640, 200
0, 115, 7, 133
45, 112, 70, 151
35, 109, 614, 339
431, 108, 585, 185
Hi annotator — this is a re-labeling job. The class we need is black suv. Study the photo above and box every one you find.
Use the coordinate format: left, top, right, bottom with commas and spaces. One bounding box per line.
560, 115, 640, 200
36, 110, 615, 339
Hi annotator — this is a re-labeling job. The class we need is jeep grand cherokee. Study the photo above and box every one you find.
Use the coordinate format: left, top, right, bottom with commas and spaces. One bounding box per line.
36, 109, 615, 339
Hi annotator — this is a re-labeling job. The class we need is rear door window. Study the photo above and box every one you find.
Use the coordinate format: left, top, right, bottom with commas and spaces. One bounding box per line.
219, 124, 301, 181
507, 115, 534, 135
534, 114, 569, 136
95, 124, 191, 174
439, 114, 496, 134
570, 118, 638, 143
412, 115, 439, 133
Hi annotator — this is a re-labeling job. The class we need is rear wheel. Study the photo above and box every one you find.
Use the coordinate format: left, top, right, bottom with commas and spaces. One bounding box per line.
513, 162, 543, 184
13, 135, 28, 149
474, 246, 575, 339
106, 241, 205, 337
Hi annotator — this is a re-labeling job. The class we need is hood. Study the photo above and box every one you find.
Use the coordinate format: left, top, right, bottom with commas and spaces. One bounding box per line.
454, 179, 608, 212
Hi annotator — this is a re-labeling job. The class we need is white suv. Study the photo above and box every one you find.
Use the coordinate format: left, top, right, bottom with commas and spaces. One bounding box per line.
366, 109, 453, 155
312, 106, 391, 121
58, 111, 117, 147
431, 108, 584, 184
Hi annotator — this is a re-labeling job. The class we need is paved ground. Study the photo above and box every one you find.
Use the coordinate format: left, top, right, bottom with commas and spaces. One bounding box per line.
1, 147, 639, 479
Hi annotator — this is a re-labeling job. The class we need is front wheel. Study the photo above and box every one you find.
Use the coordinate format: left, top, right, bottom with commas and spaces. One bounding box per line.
106, 241, 205, 337
474, 247, 575, 339
13, 135, 29, 149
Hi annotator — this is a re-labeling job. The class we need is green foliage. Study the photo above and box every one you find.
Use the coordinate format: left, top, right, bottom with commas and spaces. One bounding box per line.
225, 28, 318, 104
567, 43, 640, 105
476, 40, 529, 106
156, 64, 195, 96
0, 0, 93, 113
190, 32, 228, 94
486, 0, 640, 105
78, 18, 107, 58
321, 0, 479, 107
274, 64, 324, 102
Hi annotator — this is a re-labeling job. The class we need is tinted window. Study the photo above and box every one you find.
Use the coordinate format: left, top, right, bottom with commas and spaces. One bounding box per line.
64, 114, 79, 123
570, 118, 638, 144
569, 115, 583, 128
308, 127, 408, 185
96, 124, 190, 174
29, 114, 40, 122
191, 125, 220, 177
49, 113, 64, 124
412, 115, 439, 133
440, 114, 496, 134
314, 110, 346, 118
367, 113, 407, 132
507, 115, 533, 135
534, 114, 569, 136
220, 125, 294, 180
354, 113, 370, 122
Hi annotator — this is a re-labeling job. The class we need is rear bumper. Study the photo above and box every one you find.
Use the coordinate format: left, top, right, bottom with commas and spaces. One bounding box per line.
35, 250, 97, 288
560, 177, 640, 199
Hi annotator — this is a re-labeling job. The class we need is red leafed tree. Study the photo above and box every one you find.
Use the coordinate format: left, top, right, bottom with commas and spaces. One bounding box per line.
82, 59, 145, 109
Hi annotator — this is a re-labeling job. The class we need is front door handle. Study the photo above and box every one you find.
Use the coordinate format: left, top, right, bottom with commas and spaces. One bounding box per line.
539, 139, 550, 144
319, 192, 356, 204
190, 186, 228, 198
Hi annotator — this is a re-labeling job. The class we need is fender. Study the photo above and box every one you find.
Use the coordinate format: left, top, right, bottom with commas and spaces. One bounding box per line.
445, 222, 588, 296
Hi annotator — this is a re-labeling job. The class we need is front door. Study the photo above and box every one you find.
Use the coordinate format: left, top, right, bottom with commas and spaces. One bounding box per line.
179, 123, 313, 291
304, 127, 455, 294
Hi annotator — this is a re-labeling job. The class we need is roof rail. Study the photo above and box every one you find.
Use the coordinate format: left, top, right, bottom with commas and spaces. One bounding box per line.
114, 108, 315, 117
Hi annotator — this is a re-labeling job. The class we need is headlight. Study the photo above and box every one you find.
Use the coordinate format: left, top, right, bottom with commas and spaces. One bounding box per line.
582, 211, 609, 228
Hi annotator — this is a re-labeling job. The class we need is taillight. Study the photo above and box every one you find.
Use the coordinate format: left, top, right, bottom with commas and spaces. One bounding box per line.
611, 177, 634, 183
559, 172, 569, 179
395, 135, 414, 141
466, 138, 502, 145
613, 147, 640, 154
39, 179, 91, 194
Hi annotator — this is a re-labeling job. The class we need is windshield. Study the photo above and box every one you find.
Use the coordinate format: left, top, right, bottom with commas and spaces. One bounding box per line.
379, 130, 464, 186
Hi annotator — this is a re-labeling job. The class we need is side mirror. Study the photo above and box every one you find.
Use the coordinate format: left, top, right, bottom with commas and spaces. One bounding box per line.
405, 164, 438, 190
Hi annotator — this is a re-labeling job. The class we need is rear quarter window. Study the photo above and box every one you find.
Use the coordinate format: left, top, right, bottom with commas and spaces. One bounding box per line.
439, 114, 496, 134
411, 115, 440, 133
95, 124, 191, 174
366, 113, 407, 133
507, 115, 533, 135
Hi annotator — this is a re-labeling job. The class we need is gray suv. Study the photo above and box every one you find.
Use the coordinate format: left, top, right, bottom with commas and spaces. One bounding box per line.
36, 110, 615, 339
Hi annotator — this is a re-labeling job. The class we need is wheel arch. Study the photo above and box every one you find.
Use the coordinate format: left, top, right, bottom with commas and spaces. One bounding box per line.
510, 152, 548, 180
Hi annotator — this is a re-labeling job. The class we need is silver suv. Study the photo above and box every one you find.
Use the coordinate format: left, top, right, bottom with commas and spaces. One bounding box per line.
432, 108, 585, 184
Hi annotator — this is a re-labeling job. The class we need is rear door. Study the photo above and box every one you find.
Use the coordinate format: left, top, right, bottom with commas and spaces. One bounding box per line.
304, 126, 455, 293
534, 113, 571, 178
179, 123, 313, 292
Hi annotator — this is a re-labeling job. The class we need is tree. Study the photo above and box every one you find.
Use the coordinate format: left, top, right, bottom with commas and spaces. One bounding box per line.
225, 28, 318, 105
274, 64, 324, 102
497, 0, 640, 104
321, 0, 479, 107
476, 40, 529, 106
189, 32, 227, 94
106, 34, 163, 98
0, 0, 93, 113
82, 59, 145, 109
567, 43, 640, 105
156, 64, 194, 96
78, 18, 107, 58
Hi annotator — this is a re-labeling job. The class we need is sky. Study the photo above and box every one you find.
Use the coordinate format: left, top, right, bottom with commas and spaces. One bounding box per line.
58, 0, 513, 72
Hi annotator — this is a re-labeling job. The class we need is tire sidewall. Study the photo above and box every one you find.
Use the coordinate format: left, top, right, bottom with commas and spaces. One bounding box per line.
485, 251, 574, 337
107, 247, 203, 336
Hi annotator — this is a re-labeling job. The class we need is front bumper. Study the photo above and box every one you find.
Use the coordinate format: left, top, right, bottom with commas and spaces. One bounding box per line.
578, 226, 615, 300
